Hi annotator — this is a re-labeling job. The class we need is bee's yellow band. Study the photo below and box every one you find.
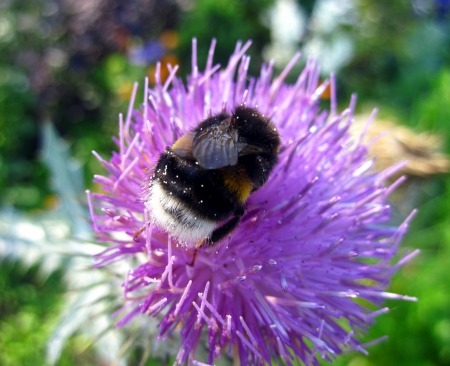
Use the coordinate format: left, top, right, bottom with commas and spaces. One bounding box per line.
222, 169, 252, 203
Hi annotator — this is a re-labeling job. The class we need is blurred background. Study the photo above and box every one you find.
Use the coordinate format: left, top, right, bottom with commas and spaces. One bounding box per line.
1, 0, 449, 365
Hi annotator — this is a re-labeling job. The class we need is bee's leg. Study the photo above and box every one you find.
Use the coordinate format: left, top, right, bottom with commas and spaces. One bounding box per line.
188, 216, 241, 266
195, 237, 207, 249
189, 209, 244, 266
187, 238, 205, 266
133, 224, 146, 241
188, 248, 198, 267
201, 215, 243, 247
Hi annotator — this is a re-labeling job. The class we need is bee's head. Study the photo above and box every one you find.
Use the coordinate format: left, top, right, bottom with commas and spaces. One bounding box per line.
233, 105, 281, 155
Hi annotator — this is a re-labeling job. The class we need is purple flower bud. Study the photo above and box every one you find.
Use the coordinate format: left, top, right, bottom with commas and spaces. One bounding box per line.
88, 39, 418, 365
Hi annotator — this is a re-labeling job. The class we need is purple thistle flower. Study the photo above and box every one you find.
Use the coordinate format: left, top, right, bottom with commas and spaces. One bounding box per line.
87, 39, 419, 365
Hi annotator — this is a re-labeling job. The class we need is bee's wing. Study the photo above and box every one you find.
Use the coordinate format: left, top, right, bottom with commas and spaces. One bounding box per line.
192, 124, 239, 169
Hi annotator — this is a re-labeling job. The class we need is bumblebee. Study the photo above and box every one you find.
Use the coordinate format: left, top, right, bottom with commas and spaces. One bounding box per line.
148, 105, 280, 248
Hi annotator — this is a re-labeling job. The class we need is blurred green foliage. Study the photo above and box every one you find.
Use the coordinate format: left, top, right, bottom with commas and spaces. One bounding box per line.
415, 68, 450, 140
177, 0, 274, 77
1, 0, 450, 365
0, 262, 99, 365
